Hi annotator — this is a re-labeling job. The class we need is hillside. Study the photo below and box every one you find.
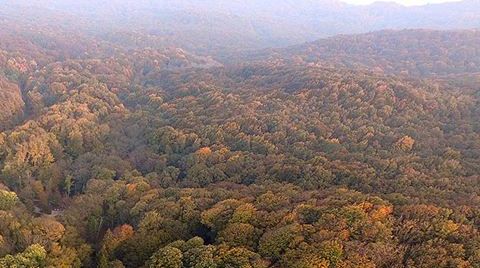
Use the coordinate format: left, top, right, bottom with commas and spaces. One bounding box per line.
1, 32, 480, 266
1, 2, 480, 267
238, 29, 480, 77
0, 77, 24, 130
2, 0, 480, 55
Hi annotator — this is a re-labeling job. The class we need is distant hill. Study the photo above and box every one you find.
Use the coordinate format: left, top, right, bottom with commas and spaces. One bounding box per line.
3, 0, 480, 55
238, 29, 480, 78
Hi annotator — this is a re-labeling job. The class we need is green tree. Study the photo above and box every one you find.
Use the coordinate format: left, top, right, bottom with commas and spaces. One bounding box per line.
147, 245, 185, 268
0, 189, 18, 210
0, 244, 47, 268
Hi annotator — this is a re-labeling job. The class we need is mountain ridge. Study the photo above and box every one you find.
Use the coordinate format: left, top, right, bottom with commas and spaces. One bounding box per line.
2, 0, 480, 55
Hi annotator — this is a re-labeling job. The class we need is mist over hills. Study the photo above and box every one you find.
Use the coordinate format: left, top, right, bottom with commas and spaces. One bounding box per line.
3, 0, 480, 55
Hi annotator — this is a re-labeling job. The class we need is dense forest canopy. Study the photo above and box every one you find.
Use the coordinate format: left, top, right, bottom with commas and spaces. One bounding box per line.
1, 1, 480, 268
239, 29, 480, 77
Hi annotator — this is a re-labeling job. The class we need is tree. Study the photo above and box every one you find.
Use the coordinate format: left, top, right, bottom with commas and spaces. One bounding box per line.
395, 136, 415, 152
0, 189, 18, 210
147, 246, 183, 268
0, 244, 47, 268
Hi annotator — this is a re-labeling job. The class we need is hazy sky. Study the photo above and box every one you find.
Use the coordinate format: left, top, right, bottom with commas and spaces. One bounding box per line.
342, 0, 462, 5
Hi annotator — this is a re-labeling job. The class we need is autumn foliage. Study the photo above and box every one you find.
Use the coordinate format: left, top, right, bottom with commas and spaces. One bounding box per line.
1, 3, 480, 268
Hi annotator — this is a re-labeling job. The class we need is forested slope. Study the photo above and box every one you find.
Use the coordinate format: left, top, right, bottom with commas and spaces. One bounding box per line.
1, 48, 480, 267
1, 5, 480, 268
3, 0, 480, 55
241, 29, 480, 77
0, 76, 24, 130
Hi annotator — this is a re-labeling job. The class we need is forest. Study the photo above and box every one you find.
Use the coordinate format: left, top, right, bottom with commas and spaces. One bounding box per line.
1, 1, 480, 267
